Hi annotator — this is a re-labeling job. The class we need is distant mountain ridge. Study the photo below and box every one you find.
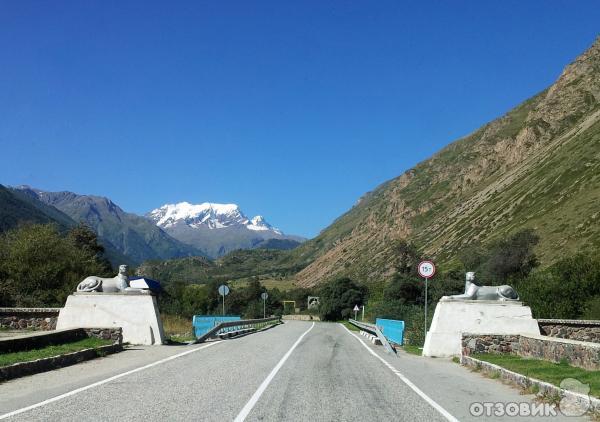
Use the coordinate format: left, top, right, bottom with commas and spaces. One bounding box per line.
147, 201, 304, 258
0, 184, 133, 265
7, 186, 304, 263
14, 186, 203, 264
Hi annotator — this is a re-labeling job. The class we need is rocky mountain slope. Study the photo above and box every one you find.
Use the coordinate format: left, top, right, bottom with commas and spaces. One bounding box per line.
148, 202, 304, 258
15, 187, 203, 264
292, 36, 600, 287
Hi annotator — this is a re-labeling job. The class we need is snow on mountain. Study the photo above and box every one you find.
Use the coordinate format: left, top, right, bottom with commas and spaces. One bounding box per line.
247, 215, 276, 232
148, 202, 282, 234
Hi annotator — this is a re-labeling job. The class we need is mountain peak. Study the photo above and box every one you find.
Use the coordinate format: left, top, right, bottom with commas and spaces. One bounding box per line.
248, 215, 281, 234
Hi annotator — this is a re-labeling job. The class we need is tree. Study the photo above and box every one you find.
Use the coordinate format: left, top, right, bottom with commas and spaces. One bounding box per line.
384, 273, 423, 305
0, 224, 112, 307
67, 223, 105, 257
390, 240, 421, 275
483, 229, 540, 282
459, 229, 540, 284
318, 277, 367, 321
516, 253, 600, 319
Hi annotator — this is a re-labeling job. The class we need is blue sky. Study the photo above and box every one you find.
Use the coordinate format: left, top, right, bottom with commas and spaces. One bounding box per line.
0, 1, 598, 238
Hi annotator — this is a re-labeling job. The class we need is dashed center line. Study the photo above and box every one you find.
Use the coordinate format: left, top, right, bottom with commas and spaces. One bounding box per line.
234, 322, 315, 422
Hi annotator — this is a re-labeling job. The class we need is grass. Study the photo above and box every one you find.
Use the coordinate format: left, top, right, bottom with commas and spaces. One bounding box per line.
169, 334, 196, 343
0, 337, 112, 367
161, 314, 193, 339
340, 320, 360, 332
474, 353, 600, 398
401, 345, 423, 356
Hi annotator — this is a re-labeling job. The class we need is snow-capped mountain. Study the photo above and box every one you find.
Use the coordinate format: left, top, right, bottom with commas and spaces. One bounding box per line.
148, 202, 282, 234
147, 202, 302, 258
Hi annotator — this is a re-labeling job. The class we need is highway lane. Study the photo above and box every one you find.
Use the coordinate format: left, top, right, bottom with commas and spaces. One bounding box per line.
242, 322, 446, 421
0, 321, 589, 421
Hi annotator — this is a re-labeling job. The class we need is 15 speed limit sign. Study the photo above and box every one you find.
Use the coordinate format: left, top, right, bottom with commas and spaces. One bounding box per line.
418, 261, 436, 279
418, 260, 436, 341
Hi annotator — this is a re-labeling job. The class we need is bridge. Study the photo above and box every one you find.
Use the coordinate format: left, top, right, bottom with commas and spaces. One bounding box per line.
0, 321, 582, 421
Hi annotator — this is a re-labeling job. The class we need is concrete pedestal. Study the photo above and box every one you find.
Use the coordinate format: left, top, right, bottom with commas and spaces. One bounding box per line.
422, 300, 540, 357
56, 293, 166, 345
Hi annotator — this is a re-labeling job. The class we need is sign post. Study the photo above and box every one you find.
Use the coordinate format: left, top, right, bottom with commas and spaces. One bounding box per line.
417, 261, 436, 342
218, 284, 230, 316
361, 305, 365, 321
353, 304, 360, 320
261, 292, 269, 318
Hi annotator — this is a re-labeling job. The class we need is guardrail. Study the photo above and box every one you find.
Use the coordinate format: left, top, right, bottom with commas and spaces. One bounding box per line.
194, 316, 281, 344
349, 319, 397, 356
375, 318, 404, 345
193, 315, 242, 338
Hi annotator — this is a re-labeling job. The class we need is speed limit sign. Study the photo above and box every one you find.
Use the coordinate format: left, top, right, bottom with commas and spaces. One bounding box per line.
418, 261, 436, 279
418, 260, 436, 341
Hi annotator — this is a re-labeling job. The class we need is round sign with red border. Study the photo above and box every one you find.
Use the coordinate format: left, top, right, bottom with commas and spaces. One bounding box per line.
418, 261, 436, 278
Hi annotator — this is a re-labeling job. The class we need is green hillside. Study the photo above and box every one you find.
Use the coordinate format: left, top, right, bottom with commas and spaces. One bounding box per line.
292, 37, 600, 286
138, 248, 305, 285
0, 184, 71, 231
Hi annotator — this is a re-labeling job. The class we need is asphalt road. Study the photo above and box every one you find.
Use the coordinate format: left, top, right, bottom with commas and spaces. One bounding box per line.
0, 321, 588, 421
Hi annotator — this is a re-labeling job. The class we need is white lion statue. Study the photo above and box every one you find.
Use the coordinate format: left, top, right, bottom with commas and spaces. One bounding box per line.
442, 272, 519, 301
77, 265, 135, 293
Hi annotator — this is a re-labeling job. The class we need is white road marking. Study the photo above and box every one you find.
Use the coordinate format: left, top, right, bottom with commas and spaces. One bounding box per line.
234, 322, 315, 422
340, 324, 459, 422
0, 341, 222, 420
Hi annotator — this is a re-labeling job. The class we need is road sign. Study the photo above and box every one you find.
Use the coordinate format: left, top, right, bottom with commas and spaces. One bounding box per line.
418, 261, 436, 279
218, 284, 230, 316
417, 261, 435, 343
353, 304, 360, 320
261, 292, 268, 300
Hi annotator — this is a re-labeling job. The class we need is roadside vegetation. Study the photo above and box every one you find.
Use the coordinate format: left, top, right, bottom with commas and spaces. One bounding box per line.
315, 230, 600, 347
340, 320, 360, 332
2, 222, 599, 348
473, 353, 600, 398
0, 223, 113, 307
401, 345, 422, 356
0, 337, 112, 367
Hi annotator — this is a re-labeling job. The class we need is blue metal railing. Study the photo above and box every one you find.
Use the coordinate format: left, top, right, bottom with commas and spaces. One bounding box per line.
192, 315, 241, 338
193, 316, 281, 343
375, 318, 405, 345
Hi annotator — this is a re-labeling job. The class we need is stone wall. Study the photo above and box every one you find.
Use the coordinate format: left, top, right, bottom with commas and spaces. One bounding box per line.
538, 319, 600, 343
282, 314, 321, 321
461, 334, 520, 356
461, 333, 600, 371
0, 308, 60, 331
519, 335, 600, 370
0, 327, 122, 353
83, 327, 123, 344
